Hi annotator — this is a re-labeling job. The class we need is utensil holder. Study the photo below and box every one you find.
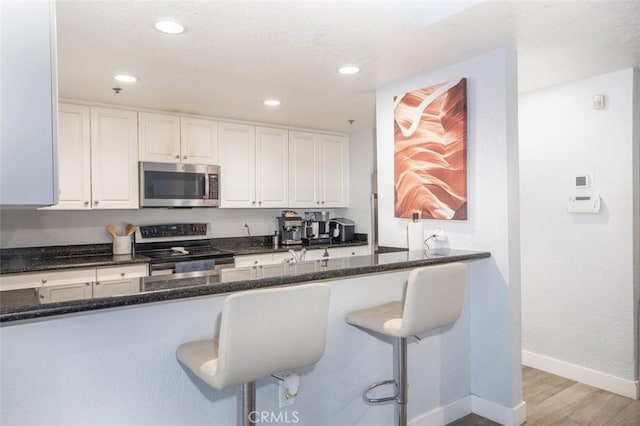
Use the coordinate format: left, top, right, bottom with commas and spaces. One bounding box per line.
113, 235, 132, 255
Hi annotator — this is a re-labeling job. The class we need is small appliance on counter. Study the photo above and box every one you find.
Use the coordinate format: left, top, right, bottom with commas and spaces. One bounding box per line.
301, 211, 331, 246
328, 218, 356, 244
276, 214, 303, 246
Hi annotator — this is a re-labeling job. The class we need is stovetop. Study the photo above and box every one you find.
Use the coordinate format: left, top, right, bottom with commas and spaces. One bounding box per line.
138, 246, 233, 260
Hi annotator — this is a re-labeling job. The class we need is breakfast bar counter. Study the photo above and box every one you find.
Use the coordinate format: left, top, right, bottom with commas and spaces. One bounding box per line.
0, 248, 490, 323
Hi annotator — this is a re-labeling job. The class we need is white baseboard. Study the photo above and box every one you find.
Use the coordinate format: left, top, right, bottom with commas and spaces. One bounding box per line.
471, 396, 526, 426
409, 396, 472, 426
409, 395, 527, 426
522, 350, 640, 400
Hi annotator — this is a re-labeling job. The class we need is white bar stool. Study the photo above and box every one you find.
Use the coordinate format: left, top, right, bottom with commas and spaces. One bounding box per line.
177, 283, 330, 426
346, 263, 467, 426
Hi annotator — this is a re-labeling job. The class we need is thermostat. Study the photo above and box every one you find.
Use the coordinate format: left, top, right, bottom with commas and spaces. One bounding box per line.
574, 174, 592, 189
567, 194, 601, 214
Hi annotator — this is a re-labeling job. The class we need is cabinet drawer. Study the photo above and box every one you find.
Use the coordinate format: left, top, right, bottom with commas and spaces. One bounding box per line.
96, 264, 148, 282
0, 268, 95, 291
234, 254, 274, 267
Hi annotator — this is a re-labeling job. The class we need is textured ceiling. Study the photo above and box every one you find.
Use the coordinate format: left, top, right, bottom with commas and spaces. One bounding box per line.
56, 0, 640, 133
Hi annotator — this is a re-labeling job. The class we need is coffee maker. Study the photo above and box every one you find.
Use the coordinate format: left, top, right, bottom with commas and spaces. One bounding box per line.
277, 216, 303, 246
302, 211, 331, 246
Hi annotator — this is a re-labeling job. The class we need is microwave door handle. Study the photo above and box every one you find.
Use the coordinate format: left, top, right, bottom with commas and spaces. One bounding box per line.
204, 174, 210, 200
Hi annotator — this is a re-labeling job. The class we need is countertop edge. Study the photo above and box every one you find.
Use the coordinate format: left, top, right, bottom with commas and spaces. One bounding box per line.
0, 251, 490, 324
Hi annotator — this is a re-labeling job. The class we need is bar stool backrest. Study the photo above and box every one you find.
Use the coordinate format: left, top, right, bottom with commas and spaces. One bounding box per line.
399, 263, 467, 337
214, 283, 331, 389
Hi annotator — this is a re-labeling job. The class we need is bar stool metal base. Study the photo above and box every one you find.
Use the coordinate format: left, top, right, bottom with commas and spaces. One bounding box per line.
241, 382, 256, 426
362, 337, 408, 426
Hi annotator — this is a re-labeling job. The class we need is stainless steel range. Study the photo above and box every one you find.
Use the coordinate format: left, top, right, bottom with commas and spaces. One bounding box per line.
134, 223, 234, 276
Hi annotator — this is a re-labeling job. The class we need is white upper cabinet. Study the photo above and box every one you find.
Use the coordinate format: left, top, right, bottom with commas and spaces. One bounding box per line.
90, 107, 139, 209
219, 124, 289, 208
0, 0, 58, 206
289, 131, 319, 207
319, 134, 349, 207
48, 104, 139, 210
52, 103, 91, 209
138, 113, 219, 165
289, 131, 348, 208
219, 122, 256, 207
138, 113, 181, 163
180, 117, 219, 165
255, 127, 289, 208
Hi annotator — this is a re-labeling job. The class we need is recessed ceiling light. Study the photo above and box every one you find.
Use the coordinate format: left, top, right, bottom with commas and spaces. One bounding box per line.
338, 65, 360, 75
113, 74, 138, 83
154, 19, 185, 35
263, 99, 281, 106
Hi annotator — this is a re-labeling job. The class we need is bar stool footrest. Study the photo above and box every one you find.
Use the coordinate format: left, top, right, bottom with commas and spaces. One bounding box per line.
363, 379, 397, 404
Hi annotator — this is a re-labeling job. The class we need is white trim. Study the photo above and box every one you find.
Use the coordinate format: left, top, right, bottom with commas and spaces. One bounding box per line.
408, 396, 526, 426
409, 396, 471, 426
522, 350, 640, 400
471, 396, 527, 426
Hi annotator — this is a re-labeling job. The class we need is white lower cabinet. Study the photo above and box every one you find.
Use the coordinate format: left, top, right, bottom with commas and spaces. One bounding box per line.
0, 263, 148, 303
234, 253, 276, 267
233, 245, 369, 268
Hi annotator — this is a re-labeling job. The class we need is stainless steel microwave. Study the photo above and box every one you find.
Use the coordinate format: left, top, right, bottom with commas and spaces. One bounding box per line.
139, 162, 220, 208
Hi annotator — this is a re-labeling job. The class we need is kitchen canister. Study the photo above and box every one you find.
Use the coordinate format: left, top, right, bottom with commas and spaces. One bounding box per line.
113, 235, 132, 255
407, 212, 424, 251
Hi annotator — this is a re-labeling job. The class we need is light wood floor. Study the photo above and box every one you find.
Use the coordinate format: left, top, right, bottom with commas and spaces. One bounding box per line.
448, 366, 640, 425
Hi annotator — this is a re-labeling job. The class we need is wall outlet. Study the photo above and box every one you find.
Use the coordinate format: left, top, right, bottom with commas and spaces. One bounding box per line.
278, 372, 299, 408
435, 226, 446, 241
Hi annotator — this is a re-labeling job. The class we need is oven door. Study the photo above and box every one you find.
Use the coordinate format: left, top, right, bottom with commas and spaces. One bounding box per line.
150, 256, 234, 276
139, 162, 220, 207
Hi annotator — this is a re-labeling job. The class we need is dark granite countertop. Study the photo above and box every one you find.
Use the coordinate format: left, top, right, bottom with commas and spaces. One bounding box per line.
0, 248, 490, 323
211, 234, 368, 256
0, 237, 369, 275
0, 244, 150, 274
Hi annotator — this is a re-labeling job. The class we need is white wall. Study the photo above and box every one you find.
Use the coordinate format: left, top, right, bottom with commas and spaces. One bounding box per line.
344, 129, 375, 238
0, 208, 319, 248
1, 268, 480, 426
376, 49, 524, 420
519, 68, 639, 398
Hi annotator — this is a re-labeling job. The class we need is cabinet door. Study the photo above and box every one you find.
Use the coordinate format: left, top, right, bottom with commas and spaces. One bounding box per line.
319, 134, 349, 207
49, 103, 91, 209
138, 113, 180, 163
90, 107, 139, 209
289, 131, 319, 207
181, 118, 219, 165
0, 0, 58, 206
37, 281, 92, 304
93, 278, 140, 298
219, 122, 255, 207
256, 127, 288, 208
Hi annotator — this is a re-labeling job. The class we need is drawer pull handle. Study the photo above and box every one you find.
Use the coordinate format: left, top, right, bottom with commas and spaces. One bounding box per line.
41, 278, 47, 284
120, 272, 125, 277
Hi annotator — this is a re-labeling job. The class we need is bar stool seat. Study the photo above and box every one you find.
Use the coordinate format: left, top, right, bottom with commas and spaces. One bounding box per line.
346, 262, 467, 426
177, 283, 330, 425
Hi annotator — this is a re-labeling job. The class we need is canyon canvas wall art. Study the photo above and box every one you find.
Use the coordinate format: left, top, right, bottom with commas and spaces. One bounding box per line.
394, 78, 467, 220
